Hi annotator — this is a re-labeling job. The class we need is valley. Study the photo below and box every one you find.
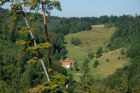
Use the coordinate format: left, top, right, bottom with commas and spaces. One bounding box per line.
65, 25, 129, 81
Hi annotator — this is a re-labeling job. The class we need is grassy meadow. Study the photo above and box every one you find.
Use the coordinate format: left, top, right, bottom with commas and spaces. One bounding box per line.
65, 25, 115, 62
65, 25, 129, 81
89, 48, 129, 79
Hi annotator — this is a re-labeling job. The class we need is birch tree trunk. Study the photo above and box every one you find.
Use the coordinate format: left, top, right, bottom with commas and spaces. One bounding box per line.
24, 16, 50, 82
12, 1, 51, 82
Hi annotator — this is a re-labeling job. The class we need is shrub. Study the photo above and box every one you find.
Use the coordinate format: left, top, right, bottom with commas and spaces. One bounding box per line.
118, 57, 121, 60
121, 49, 125, 55
88, 52, 94, 59
93, 60, 100, 68
82, 58, 90, 70
105, 59, 110, 62
74, 62, 80, 71
96, 47, 103, 58
71, 38, 81, 46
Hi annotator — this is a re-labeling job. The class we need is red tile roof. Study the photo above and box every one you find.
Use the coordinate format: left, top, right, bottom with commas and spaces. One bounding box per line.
60, 58, 75, 65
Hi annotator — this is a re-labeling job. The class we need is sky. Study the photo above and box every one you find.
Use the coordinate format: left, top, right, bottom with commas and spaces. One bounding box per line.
2, 0, 140, 17
51, 0, 140, 17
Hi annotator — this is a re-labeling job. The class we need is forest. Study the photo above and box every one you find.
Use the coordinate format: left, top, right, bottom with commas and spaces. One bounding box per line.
0, 0, 140, 93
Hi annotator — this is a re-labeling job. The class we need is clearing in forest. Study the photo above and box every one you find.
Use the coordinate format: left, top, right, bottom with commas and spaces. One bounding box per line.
65, 25, 129, 81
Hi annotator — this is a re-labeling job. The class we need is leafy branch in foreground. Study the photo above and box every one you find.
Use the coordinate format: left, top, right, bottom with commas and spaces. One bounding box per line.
26, 42, 52, 51
28, 71, 67, 93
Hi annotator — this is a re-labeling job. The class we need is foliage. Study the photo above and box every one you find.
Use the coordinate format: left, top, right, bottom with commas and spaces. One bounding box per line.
28, 71, 67, 93
71, 38, 81, 46
121, 48, 125, 55
51, 61, 67, 75
26, 42, 52, 51
27, 57, 38, 64
105, 59, 110, 62
87, 52, 94, 59
96, 47, 103, 58
74, 62, 80, 71
0, 1, 67, 92
82, 58, 90, 71
74, 58, 93, 93
98, 15, 140, 93
16, 40, 30, 45
93, 60, 100, 68
1, 6, 140, 92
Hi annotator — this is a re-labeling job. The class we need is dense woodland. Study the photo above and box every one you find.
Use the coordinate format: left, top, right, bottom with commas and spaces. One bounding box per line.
0, 5, 140, 93
100, 16, 140, 93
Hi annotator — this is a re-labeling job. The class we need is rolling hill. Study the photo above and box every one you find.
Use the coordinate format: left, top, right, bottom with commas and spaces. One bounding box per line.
65, 25, 129, 81
65, 25, 115, 62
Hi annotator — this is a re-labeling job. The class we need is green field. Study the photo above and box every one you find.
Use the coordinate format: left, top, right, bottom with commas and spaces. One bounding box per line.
65, 26, 129, 80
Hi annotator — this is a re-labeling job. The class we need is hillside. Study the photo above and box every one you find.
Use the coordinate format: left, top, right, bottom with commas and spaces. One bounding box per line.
65, 26, 129, 81
89, 48, 129, 79
65, 26, 115, 61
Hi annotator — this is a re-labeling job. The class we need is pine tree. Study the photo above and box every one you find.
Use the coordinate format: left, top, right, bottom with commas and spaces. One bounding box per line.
96, 47, 103, 58
93, 60, 100, 68
75, 58, 93, 93
41, 0, 62, 67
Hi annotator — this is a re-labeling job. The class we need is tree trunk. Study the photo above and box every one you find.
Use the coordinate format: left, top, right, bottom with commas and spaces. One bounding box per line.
13, 2, 50, 82
41, 3, 52, 67
24, 17, 50, 82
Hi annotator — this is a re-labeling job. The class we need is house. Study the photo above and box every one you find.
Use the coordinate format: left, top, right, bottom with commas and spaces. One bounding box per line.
60, 58, 75, 69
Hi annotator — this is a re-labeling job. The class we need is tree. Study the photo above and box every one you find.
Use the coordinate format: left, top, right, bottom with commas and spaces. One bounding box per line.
121, 48, 125, 55
74, 62, 80, 71
96, 47, 103, 58
93, 60, 99, 68
105, 59, 110, 62
1, 0, 62, 82
0, 55, 3, 80
1, 1, 69, 92
75, 58, 93, 93
0, 80, 6, 93
41, 0, 62, 67
71, 38, 81, 46
28, 71, 67, 93
88, 52, 94, 59
82, 58, 90, 70
0, 3, 68, 92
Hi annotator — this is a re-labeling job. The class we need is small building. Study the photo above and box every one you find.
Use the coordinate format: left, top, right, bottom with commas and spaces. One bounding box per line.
60, 58, 75, 69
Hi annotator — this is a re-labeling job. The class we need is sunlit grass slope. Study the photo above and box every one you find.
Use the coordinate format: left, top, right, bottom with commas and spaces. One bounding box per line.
65, 25, 129, 81
65, 26, 115, 61
89, 48, 129, 79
